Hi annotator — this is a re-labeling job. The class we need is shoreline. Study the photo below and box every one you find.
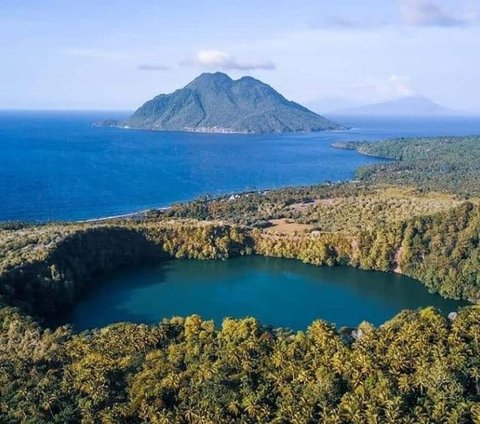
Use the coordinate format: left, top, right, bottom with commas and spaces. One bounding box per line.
74, 141, 376, 224
0, 142, 392, 226
77, 207, 171, 223
3, 180, 356, 225
94, 121, 348, 134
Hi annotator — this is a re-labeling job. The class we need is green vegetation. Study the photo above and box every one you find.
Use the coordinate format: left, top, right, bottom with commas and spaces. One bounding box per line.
165, 185, 461, 230
97, 72, 341, 133
1, 305, 480, 423
1, 134, 480, 422
334, 135, 480, 197
163, 186, 479, 301
1, 186, 478, 323
0, 221, 252, 319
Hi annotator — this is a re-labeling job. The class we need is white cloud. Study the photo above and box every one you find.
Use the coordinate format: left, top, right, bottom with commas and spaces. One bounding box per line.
184, 50, 275, 71
312, 1, 479, 31
382, 75, 418, 98
465, 0, 480, 19
65, 48, 126, 60
399, 0, 473, 26
138, 64, 170, 71
349, 75, 419, 103
311, 16, 389, 30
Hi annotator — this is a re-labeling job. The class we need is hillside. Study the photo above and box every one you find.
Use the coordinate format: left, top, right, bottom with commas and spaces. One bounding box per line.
98, 72, 342, 133
333, 135, 480, 196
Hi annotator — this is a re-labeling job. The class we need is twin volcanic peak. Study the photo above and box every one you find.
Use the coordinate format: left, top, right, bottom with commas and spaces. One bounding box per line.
99, 72, 342, 133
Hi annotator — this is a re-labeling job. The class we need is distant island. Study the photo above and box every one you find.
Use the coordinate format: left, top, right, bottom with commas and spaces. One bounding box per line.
330, 95, 459, 117
95, 72, 342, 133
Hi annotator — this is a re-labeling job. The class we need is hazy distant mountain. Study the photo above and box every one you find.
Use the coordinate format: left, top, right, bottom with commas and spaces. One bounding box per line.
97, 72, 342, 133
331, 96, 459, 116
306, 97, 363, 115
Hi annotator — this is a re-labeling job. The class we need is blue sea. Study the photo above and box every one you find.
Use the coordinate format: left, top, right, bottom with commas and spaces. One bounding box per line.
1, 111, 480, 222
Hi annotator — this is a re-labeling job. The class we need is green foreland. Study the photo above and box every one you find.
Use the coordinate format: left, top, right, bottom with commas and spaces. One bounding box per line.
333, 135, 480, 197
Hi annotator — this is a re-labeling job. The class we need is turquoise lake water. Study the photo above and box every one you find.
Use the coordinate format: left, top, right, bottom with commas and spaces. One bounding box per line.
2, 111, 480, 221
71, 256, 467, 331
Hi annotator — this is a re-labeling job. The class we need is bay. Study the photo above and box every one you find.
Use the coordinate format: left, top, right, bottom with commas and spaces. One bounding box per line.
2, 111, 480, 222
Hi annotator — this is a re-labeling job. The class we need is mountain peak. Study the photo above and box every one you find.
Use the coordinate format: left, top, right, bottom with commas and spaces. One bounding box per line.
185, 72, 233, 89
109, 73, 342, 133
199, 71, 231, 80
331, 95, 457, 116
237, 75, 262, 84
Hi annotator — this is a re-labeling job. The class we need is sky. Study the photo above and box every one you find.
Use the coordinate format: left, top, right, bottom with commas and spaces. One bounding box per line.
0, 0, 479, 112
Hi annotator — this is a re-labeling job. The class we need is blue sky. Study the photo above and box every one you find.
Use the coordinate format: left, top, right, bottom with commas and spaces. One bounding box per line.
1, 0, 479, 112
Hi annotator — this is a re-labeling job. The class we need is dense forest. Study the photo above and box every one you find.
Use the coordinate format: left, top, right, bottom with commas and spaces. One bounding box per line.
1, 135, 480, 422
162, 183, 479, 300
1, 305, 480, 423
1, 190, 478, 321
333, 135, 480, 197
0, 221, 253, 319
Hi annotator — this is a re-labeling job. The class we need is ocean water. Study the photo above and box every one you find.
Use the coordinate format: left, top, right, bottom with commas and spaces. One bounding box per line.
71, 256, 467, 331
1, 111, 480, 222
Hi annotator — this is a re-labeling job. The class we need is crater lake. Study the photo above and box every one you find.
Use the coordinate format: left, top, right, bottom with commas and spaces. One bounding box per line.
71, 256, 468, 331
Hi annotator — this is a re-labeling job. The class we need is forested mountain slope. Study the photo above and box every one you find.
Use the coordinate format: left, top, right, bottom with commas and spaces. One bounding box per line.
97, 72, 341, 133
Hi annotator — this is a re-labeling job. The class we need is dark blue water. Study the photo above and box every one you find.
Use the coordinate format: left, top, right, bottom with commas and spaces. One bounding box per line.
2, 111, 480, 222
72, 256, 467, 331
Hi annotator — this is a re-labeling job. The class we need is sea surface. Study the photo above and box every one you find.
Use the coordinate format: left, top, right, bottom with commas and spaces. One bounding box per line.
2, 111, 480, 222
71, 256, 467, 331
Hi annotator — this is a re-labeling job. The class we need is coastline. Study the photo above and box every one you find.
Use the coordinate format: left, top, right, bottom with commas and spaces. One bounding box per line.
93, 121, 347, 134
71, 139, 380, 225
1, 140, 383, 225
77, 207, 171, 223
